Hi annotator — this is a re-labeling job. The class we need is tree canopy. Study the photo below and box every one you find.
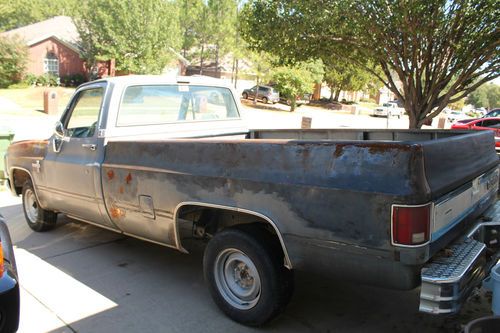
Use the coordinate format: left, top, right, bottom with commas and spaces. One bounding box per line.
0, 36, 28, 87
467, 83, 500, 109
242, 0, 500, 128
75, 0, 181, 74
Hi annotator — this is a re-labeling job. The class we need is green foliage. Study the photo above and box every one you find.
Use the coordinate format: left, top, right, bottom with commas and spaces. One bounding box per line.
60, 74, 85, 87
0, 36, 28, 88
34, 74, 60, 87
242, 0, 500, 128
324, 59, 382, 101
467, 84, 500, 109
75, 0, 181, 74
0, 0, 79, 31
272, 62, 321, 111
179, 0, 205, 57
447, 98, 465, 111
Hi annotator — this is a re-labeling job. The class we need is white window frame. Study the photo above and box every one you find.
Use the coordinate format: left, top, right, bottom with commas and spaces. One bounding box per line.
43, 53, 59, 76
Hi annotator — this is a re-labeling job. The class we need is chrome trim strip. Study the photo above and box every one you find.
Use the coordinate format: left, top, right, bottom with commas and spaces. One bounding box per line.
173, 201, 293, 269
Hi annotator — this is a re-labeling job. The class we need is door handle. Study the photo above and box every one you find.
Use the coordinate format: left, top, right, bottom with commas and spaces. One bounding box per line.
82, 143, 97, 151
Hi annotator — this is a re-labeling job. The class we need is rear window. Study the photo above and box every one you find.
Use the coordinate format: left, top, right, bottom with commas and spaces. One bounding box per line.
117, 85, 239, 127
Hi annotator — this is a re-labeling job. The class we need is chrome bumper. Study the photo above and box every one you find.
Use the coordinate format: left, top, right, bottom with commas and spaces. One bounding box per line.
419, 214, 500, 314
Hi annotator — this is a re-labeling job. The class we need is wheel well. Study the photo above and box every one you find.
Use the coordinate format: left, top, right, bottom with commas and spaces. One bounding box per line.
11, 169, 31, 195
176, 204, 291, 268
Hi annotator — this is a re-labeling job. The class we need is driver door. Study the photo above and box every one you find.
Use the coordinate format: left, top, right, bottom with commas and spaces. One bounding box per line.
42, 83, 111, 226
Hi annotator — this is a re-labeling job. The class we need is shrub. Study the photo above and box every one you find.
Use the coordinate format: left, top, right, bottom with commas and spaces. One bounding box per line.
0, 36, 28, 88
23, 73, 38, 86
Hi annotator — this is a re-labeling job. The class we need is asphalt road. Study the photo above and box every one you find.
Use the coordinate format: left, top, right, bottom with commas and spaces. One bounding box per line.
0, 191, 493, 333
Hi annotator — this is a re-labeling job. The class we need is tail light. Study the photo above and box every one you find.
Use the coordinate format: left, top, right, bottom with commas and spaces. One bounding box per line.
0, 243, 4, 276
392, 204, 431, 246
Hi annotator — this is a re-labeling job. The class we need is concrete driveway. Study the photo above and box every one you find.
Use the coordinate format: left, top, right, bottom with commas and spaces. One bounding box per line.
0, 191, 493, 333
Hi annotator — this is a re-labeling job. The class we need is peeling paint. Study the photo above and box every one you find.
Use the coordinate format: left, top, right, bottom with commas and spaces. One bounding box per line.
107, 170, 115, 180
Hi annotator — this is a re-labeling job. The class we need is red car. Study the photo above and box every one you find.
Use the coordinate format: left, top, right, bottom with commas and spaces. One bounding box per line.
451, 117, 500, 152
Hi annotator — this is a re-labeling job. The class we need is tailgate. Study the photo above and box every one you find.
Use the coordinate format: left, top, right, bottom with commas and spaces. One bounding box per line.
421, 130, 498, 199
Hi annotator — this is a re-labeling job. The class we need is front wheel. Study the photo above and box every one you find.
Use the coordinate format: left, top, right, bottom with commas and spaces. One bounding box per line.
22, 180, 57, 232
262, 97, 268, 104
203, 226, 293, 326
242, 92, 248, 99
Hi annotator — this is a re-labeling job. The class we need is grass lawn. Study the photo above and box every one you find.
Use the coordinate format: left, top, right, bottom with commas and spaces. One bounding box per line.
0, 86, 75, 116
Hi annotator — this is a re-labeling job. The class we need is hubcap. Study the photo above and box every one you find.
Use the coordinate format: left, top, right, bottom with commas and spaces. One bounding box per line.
24, 188, 39, 222
214, 248, 261, 310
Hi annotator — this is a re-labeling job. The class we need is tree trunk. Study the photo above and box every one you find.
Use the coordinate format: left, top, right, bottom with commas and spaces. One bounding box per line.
254, 79, 260, 105
231, 57, 236, 83
215, 43, 219, 78
290, 99, 296, 112
234, 59, 239, 89
200, 44, 204, 75
329, 88, 334, 102
334, 89, 341, 102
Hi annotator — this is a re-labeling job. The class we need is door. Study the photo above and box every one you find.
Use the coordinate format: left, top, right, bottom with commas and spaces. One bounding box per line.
42, 84, 113, 227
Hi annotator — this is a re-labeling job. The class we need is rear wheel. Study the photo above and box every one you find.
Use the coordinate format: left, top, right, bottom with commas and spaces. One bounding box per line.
22, 180, 57, 232
262, 97, 268, 104
203, 226, 293, 326
242, 92, 248, 99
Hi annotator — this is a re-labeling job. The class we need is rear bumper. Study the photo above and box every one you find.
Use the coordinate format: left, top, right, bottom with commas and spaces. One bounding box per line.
0, 217, 20, 333
419, 212, 500, 314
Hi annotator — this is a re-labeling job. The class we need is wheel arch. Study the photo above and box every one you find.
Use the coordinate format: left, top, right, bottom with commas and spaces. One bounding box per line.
174, 201, 292, 269
9, 167, 33, 196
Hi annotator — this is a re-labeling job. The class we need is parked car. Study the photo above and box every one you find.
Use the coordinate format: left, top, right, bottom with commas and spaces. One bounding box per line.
0, 214, 20, 333
455, 108, 500, 124
241, 85, 280, 104
279, 93, 311, 106
444, 109, 471, 123
373, 102, 403, 118
451, 117, 500, 152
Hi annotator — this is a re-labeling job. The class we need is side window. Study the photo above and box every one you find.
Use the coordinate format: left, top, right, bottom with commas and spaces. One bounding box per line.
66, 88, 104, 138
482, 119, 500, 127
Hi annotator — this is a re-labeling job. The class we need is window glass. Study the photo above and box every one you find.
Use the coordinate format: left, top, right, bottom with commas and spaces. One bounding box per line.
67, 88, 104, 138
117, 85, 239, 127
481, 119, 500, 127
43, 53, 59, 76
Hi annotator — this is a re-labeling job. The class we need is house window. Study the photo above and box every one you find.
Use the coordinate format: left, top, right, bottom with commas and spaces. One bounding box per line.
43, 53, 59, 76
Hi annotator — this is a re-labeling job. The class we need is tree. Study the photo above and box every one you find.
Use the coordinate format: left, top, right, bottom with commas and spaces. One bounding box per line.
179, 0, 205, 59
467, 83, 500, 109
0, 36, 28, 88
0, 0, 78, 31
208, 0, 237, 77
75, 0, 181, 75
272, 60, 323, 111
242, 0, 500, 128
246, 51, 275, 104
324, 60, 382, 102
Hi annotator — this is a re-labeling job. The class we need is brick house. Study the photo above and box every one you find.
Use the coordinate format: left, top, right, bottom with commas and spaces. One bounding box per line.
1, 16, 114, 79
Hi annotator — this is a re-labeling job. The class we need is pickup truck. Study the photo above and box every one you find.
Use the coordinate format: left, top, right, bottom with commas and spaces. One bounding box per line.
373, 102, 404, 118
4, 75, 500, 326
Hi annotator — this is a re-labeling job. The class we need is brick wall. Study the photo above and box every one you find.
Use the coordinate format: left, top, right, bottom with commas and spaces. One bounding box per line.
27, 37, 86, 77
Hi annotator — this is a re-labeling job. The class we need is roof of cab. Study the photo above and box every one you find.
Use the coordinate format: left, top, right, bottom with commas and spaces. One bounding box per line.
88, 75, 231, 88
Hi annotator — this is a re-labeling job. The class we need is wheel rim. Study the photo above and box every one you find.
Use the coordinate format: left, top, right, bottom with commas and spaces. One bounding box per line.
24, 188, 38, 222
214, 248, 261, 310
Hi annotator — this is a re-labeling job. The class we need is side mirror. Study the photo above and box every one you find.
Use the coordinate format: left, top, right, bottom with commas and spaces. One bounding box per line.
54, 121, 66, 138
53, 121, 66, 153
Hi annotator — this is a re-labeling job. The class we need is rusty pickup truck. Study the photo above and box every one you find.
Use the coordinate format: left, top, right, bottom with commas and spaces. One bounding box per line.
4, 75, 500, 326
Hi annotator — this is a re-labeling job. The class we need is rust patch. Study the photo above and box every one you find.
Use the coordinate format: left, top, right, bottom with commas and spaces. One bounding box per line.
107, 170, 115, 180
110, 206, 125, 219
125, 172, 132, 184
334, 144, 346, 158
119, 186, 124, 194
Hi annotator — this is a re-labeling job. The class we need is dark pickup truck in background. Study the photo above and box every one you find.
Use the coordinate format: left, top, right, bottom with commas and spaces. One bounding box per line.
4, 75, 500, 326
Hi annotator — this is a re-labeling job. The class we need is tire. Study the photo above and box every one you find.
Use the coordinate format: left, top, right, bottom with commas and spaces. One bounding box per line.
262, 97, 268, 104
203, 226, 293, 326
242, 92, 248, 99
22, 180, 57, 232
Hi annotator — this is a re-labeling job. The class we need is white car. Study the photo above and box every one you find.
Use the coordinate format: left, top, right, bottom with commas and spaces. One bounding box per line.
373, 102, 403, 118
